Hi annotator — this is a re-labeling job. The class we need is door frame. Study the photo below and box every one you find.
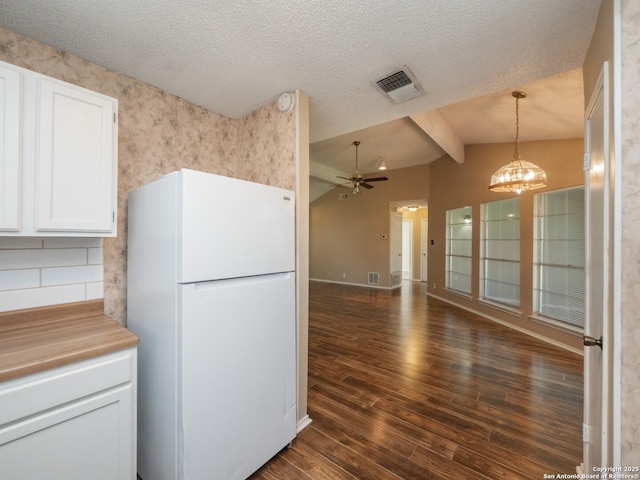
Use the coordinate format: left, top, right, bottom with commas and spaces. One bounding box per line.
583, 61, 609, 471
583, 59, 622, 471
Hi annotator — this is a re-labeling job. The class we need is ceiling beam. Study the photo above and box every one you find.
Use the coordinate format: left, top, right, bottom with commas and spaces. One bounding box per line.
410, 110, 465, 164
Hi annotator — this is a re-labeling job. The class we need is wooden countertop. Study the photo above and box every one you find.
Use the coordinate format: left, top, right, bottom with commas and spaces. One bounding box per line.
0, 300, 139, 382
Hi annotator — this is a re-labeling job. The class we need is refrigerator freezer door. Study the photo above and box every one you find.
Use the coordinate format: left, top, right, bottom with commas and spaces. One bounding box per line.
177, 272, 297, 479
178, 169, 295, 283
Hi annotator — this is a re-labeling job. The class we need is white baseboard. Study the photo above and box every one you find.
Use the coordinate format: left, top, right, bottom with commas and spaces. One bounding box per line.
296, 415, 312, 433
427, 292, 583, 356
310, 278, 396, 290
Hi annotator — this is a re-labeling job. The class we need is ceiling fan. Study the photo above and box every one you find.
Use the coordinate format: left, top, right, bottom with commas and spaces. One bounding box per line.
338, 141, 389, 194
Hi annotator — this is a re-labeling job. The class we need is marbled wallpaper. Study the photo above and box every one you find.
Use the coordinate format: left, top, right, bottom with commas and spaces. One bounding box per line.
620, 0, 640, 465
0, 27, 296, 325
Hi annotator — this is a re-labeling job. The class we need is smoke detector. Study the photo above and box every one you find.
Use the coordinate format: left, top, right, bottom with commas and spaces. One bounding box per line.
374, 66, 424, 104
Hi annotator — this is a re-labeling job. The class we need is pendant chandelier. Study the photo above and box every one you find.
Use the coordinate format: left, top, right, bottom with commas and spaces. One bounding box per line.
489, 91, 547, 194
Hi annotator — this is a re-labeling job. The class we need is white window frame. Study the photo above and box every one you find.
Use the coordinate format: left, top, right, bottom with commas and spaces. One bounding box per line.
532, 186, 585, 330
480, 197, 520, 310
445, 206, 472, 295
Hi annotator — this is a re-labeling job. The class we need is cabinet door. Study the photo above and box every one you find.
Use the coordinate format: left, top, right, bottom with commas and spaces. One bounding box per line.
0, 386, 134, 480
36, 77, 116, 233
0, 64, 21, 231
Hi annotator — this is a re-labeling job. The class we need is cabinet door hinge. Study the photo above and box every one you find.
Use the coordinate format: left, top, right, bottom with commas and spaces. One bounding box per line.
113, 112, 117, 123
583, 153, 591, 171
112, 211, 115, 222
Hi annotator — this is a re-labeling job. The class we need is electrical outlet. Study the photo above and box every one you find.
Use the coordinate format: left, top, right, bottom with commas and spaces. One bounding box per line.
343, 273, 347, 278
433, 282, 436, 289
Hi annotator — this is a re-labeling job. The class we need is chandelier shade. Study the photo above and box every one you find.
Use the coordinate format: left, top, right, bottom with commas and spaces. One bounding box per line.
489, 91, 547, 194
489, 159, 547, 194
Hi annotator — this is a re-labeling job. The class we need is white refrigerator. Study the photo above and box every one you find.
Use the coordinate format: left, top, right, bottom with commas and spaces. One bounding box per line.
127, 169, 297, 480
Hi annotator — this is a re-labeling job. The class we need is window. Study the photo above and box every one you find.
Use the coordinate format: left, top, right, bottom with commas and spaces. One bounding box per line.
445, 206, 472, 294
533, 187, 585, 328
480, 198, 520, 308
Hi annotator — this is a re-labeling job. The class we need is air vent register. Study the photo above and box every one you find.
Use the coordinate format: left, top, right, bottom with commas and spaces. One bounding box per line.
374, 67, 424, 103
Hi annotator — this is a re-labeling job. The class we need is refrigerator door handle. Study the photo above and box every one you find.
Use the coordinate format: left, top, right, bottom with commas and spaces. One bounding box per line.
188, 272, 293, 293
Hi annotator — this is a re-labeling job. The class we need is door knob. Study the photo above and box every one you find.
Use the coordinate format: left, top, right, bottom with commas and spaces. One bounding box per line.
583, 335, 603, 350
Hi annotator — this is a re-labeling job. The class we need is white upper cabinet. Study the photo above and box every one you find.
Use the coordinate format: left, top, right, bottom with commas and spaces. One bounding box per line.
0, 64, 21, 231
36, 77, 116, 233
0, 60, 118, 237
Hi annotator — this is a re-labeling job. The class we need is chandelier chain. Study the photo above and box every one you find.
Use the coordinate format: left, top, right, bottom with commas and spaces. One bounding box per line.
514, 96, 520, 160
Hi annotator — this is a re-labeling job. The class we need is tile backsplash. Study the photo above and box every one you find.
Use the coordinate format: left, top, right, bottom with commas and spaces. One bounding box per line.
0, 237, 103, 312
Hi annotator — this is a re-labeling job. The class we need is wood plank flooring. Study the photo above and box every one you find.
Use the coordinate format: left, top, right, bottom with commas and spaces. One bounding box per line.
250, 281, 584, 479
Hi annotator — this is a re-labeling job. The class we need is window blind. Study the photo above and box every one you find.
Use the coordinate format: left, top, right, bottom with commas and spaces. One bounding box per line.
445, 206, 472, 294
481, 198, 520, 308
533, 187, 585, 327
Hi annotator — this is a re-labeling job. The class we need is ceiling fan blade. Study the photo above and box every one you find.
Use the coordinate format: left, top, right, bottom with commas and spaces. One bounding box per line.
362, 176, 388, 182
359, 182, 373, 189
337, 176, 353, 181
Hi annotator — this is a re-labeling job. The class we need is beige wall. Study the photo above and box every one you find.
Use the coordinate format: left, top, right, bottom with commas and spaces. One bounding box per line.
310, 164, 429, 288
428, 139, 585, 351
0, 27, 297, 326
583, 0, 614, 103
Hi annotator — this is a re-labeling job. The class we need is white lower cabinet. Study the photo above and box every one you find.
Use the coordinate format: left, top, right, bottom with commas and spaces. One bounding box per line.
0, 348, 137, 480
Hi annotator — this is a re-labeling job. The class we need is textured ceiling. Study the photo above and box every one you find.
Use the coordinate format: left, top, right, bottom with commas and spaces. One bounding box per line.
0, 0, 601, 147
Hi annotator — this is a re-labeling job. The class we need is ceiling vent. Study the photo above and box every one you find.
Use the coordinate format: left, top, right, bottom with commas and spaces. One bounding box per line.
374, 66, 424, 104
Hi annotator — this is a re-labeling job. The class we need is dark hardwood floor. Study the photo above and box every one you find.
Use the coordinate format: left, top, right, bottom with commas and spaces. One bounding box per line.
250, 281, 584, 480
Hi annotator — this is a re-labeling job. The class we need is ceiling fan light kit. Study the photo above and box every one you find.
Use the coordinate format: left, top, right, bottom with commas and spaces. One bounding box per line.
337, 141, 389, 194
489, 91, 548, 194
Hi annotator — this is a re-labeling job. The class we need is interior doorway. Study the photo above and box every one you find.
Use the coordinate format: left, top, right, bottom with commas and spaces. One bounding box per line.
389, 212, 403, 287
402, 220, 412, 280
389, 200, 428, 285
420, 218, 428, 282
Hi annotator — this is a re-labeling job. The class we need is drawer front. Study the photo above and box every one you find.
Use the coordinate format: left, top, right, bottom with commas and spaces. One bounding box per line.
0, 348, 135, 426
